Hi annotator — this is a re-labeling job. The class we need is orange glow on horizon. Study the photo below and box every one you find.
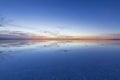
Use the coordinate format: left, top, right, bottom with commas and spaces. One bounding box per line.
29, 34, 120, 40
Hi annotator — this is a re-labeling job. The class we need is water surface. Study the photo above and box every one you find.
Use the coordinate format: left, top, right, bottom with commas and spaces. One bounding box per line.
0, 40, 120, 80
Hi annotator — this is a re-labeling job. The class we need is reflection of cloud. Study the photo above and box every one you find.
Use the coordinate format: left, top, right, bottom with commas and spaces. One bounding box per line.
0, 51, 3, 53
0, 51, 12, 61
1, 40, 119, 47
0, 40, 31, 47
0, 40, 120, 57
57, 49, 69, 53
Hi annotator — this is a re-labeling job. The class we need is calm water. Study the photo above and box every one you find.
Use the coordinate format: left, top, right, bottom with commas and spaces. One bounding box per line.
0, 40, 120, 80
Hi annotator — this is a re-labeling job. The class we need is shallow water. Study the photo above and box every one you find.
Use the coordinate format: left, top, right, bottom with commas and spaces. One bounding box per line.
0, 40, 120, 80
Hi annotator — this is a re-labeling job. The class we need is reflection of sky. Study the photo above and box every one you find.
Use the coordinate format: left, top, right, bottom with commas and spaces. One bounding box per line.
0, 40, 120, 53
0, 40, 120, 79
0, 40, 120, 63
0, 0, 120, 36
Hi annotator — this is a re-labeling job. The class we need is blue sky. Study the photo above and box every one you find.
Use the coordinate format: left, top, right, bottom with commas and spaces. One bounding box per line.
0, 0, 120, 36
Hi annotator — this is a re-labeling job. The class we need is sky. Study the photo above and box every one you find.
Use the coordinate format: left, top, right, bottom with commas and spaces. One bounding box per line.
0, 0, 120, 39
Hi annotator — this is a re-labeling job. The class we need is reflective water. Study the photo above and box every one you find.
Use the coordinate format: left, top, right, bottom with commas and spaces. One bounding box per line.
0, 40, 120, 80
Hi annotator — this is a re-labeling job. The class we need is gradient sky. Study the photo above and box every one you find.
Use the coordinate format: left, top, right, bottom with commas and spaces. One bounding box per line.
0, 0, 120, 37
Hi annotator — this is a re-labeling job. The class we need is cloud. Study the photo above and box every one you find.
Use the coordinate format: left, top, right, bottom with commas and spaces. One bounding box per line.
0, 16, 7, 27
0, 15, 13, 27
0, 30, 49, 40
0, 29, 120, 40
103, 34, 120, 40
0, 30, 31, 40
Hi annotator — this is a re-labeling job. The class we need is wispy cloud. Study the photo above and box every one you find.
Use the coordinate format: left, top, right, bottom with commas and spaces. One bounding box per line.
0, 16, 5, 27
0, 30, 120, 40
0, 30, 49, 40
0, 15, 120, 40
0, 30, 30, 39
0, 15, 11, 27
